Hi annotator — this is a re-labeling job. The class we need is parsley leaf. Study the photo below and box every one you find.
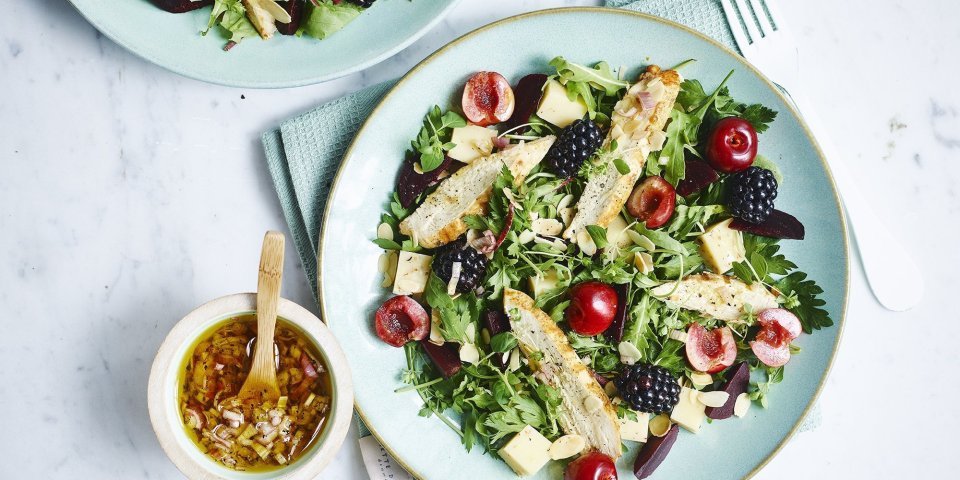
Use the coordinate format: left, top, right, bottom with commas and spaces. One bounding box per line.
775, 271, 833, 333
412, 106, 466, 172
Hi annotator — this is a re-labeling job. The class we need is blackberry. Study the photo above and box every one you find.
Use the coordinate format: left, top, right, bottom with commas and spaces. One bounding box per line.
432, 237, 488, 294
348, 0, 376, 7
615, 364, 681, 414
727, 166, 778, 224
544, 118, 603, 178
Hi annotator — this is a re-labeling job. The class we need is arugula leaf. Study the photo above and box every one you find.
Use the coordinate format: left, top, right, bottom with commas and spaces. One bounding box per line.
412, 106, 466, 172
585, 225, 609, 248
549, 56, 628, 119
300, 0, 363, 40
372, 238, 402, 250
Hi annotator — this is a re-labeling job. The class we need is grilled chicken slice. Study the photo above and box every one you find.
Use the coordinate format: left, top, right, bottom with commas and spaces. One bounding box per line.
399, 136, 555, 249
651, 272, 779, 322
503, 288, 621, 458
564, 66, 681, 241
243, 0, 278, 39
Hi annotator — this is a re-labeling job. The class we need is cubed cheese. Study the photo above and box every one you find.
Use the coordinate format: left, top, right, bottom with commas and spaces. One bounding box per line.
670, 387, 706, 433
606, 215, 633, 248
447, 125, 496, 163
498, 425, 552, 476
392, 251, 432, 295
619, 411, 650, 443
536, 79, 588, 128
698, 218, 746, 274
528, 269, 560, 298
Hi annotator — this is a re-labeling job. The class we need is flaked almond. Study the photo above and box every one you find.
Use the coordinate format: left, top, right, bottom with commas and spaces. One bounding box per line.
689, 372, 713, 387
633, 251, 654, 274
377, 222, 394, 241
604, 381, 618, 397
532, 218, 564, 237
649, 414, 672, 437
428, 309, 444, 345
459, 343, 480, 365
548, 435, 586, 460
557, 194, 575, 211
465, 322, 477, 344
618, 341, 642, 365
668, 329, 688, 343
576, 230, 597, 256
509, 348, 521, 372
697, 391, 730, 408
627, 231, 657, 251
583, 396, 604, 414
518, 229, 536, 244
734, 393, 751, 417
559, 207, 576, 227
447, 261, 462, 296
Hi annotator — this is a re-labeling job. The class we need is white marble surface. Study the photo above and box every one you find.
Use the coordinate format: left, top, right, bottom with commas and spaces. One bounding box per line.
2, 0, 958, 478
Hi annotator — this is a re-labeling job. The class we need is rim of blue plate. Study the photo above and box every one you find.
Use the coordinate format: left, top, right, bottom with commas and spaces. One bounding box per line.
318, 7, 850, 479
65, 0, 463, 88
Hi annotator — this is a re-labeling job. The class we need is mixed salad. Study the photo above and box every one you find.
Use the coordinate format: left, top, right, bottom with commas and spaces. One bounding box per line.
371, 56, 832, 479
151, 0, 376, 50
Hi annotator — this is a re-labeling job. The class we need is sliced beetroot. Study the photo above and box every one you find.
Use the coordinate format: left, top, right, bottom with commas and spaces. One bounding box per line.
603, 283, 629, 343
374, 296, 430, 347
151, 0, 213, 13
730, 209, 805, 240
705, 362, 750, 419
276, 1, 304, 35
758, 308, 802, 340
634, 423, 679, 479
502, 74, 548, 134
396, 155, 454, 208
685, 323, 737, 373
420, 340, 462, 378
483, 309, 511, 337
676, 159, 719, 196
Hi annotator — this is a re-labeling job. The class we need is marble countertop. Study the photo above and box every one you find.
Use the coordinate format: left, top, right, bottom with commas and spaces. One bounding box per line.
2, 0, 958, 478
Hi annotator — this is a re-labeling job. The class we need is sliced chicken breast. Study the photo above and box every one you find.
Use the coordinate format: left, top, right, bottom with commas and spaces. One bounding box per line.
503, 288, 621, 458
564, 66, 681, 240
399, 136, 555, 249
651, 272, 779, 322
243, 0, 278, 39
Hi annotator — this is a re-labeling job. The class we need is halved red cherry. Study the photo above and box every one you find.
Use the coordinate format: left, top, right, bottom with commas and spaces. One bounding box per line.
685, 323, 737, 373
750, 338, 790, 367
626, 176, 676, 229
462, 72, 515, 127
705, 117, 758, 173
566, 281, 618, 336
374, 296, 430, 347
757, 308, 802, 339
565, 452, 618, 480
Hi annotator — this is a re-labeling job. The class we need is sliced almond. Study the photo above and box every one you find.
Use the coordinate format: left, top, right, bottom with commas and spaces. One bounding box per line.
689, 372, 713, 387
380, 251, 398, 288
532, 218, 564, 237
429, 309, 444, 345
509, 348, 521, 372
548, 435, 586, 460
649, 414, 672, 437
576, 230, 597, 256
618, 341, 642, 366
465, 322, 477, 344
697, 391, 731, 408
583, 396, 604, 414
459, 343, 480, 365
518, 229, 536, 244
557, 194, 575, 211
734, 393, 751, 417
559, 207, 575, 227
633, 251, 654, 274
466, 228, 481, 244
668, 329, 688, 343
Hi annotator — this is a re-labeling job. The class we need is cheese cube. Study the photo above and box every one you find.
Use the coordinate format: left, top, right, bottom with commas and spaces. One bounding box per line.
447, 125, 496, 163
392, 251, 433, 295
498, 425, 552, 476
606, 215, 633, 249
670, 387, 706, 433
536, 79, 588, 128
619, 411, 650, 443
528, 269, 560, 298
699, 218, 746, 274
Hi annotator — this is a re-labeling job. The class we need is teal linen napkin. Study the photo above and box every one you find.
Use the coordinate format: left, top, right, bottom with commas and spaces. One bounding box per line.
261, 0, 817, 465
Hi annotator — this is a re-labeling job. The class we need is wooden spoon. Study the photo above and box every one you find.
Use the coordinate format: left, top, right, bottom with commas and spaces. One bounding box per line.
238, 231, 285, 405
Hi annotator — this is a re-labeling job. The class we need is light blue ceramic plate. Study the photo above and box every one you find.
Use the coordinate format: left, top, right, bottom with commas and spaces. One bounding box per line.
320, 8, 848, 479
67, 0, 460, 88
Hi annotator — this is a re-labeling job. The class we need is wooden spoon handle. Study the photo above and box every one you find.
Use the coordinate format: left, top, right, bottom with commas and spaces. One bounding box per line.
254, 231, 285, 374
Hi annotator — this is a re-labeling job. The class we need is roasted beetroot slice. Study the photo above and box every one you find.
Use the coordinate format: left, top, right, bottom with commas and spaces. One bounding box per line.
396, 155, 454, 208
603, 283, 629, 343
151, 0, 213, 13
634, 424, 679, 479
420, 341, 462, 378
501, 74, 548, 134
730, 209, 805, 240
483, 310, 511, 337
706, 362, 750, 420
676, 159, 719, 196
276, 1, 304, 35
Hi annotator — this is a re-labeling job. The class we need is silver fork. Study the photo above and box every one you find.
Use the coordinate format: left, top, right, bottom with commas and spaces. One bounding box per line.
721, 0, 923, 312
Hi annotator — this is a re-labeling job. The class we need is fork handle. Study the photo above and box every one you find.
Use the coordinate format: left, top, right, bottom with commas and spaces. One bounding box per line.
789, 92, 924, 311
